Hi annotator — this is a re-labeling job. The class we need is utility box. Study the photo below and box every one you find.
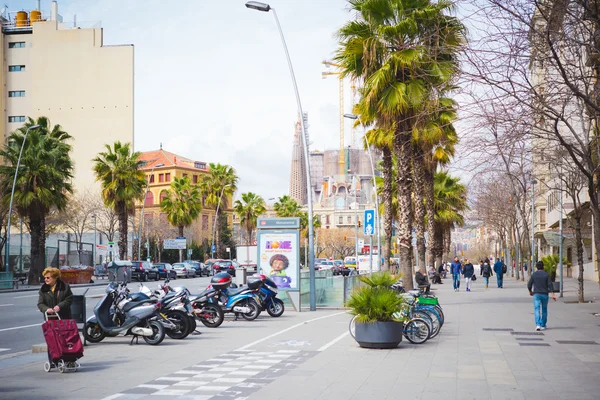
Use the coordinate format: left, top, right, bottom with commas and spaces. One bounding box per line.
235, 268, 247, 286
108, 260, 132, 283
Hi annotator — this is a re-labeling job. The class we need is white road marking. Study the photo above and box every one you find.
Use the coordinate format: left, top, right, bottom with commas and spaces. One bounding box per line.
13, 294, 38, 299
0, 323, 41, 332
100, 395, 124, 400
0, 348, 11, 352
0, 304, 14, 307
236, 311, 346, 351
318, 331, 350, 352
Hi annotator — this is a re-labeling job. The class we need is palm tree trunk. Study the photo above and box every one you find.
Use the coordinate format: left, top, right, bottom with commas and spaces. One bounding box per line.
117, 201, 128, 261
434, 221, 444, 268
424, 168, 436, 267
179, 225, 184, 262
394, 129, 414, 289
382, 146, 393, 271
413, 148, 426, 273
444, 226, 452, 260
28, 214, 44, 285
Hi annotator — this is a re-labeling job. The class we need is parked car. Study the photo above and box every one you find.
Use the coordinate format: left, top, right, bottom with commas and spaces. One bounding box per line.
172, 262, 196, 279
183, 260, 210, 277
130, 260, 159, 281
213, 260, 240, 276
313, 258, 327, 270
205, 259, 225, 275
333, 260, 344, 275
153, 263, 177, 280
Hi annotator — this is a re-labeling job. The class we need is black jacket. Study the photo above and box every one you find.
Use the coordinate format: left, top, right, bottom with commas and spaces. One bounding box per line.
527, 270, 553, 294
415, 271, 429, 286
37, 279, 73, 319
480, 263, 493, 277
463, 263, 474, 278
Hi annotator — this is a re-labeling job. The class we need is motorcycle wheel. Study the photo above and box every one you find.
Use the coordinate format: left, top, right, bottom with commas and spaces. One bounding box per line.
266, 298, 285, 317
199, 304, 224, 328
187, 315, 197, 334
142, 273, 148, 282
165, 310, 191, 340
240, 298, 261, 321
143, 320, 165, 345
83, 322, 106, 343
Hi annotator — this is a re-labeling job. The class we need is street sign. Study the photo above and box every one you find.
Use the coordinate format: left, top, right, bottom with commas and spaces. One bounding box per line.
226, 247, 230, 253
257, 217, 300, 229
164, 238, 186, 249
364, 209, 375, 235
211, 245, 216, 253
176, 236, 186, 240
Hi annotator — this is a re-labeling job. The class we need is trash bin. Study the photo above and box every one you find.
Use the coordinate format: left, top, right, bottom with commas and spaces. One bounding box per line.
235, 268, 247, 286
107, 260, 132, 283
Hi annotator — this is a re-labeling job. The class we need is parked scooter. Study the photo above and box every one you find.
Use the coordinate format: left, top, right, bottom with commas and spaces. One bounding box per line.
206, 272, 262, 321
84, 282, 166, 345
252, 274, 285, 317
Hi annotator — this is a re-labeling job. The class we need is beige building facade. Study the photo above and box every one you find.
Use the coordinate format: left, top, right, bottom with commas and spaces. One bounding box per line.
0, 1, 134, 193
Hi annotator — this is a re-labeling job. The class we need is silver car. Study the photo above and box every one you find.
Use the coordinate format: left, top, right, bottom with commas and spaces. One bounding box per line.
172, 262, 196, 278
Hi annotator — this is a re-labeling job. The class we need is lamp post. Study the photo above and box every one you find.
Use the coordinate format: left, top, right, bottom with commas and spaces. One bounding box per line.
5, 124, 41, 273
531, 179, 537, 275
211, 184, 232, 259
138, 163, 164, 261
558, 167, 563, 298
92, 214, 97, 265
344, 113, 381, 269
348, 169, 359, 259
246, 1, 316, 311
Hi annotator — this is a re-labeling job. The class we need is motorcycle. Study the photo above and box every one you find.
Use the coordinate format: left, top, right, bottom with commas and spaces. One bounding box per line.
252, 274, 285, 317
84, 282, 166, 345
207, 272, 261, 321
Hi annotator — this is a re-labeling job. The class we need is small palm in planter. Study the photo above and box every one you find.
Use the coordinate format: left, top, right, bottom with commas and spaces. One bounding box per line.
347, 272, 406, 349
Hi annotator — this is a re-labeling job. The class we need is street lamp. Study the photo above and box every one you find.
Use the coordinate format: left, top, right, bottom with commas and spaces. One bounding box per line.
530, 179, 537, 276
348, 169, 360, 260
5, 124, 41, 273
138, 163, 164, 261
92, 214, 97, 265
246, 1, 317, 311
211, 184, 232, 259
344, 114, 381, 271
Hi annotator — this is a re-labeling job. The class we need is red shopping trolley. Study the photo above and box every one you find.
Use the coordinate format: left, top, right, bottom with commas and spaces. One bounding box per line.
42, 311, 83, 372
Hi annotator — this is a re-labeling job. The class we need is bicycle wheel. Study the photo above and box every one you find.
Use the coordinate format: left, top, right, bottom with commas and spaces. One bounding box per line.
403, 318, 431, 344
411, 309, 439, 339
421, 305, 444, 328
419, 308, 442, 338
349, 315, 358, 339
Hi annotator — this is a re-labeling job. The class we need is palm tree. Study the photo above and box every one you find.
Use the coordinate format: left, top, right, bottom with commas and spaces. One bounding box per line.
273, 195, 301, 217
234, 192, 266, 245
0, 117, 74, 284
336, 0, 464, 287
199, 163, 238, 257
93, 141, 146, 261
433, 170, 468, 267
161, 176, 203, 262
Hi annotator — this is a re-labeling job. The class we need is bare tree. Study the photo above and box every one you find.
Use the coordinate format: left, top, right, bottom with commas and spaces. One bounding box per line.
59, 191, 97, 264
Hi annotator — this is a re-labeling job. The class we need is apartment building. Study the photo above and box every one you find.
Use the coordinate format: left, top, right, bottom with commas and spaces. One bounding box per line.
0, 1, 134, 193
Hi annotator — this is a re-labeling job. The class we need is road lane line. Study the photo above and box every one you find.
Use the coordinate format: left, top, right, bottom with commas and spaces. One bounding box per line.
0, 304, 14, 307
236, 311, 346, 351
0, 348, 10, 352
318, 331, 349, 352
13, 294, 38, 299
0, 323, 41, 332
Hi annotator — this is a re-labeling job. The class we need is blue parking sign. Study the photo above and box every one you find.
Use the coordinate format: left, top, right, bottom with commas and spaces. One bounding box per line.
364, 209, 375, 236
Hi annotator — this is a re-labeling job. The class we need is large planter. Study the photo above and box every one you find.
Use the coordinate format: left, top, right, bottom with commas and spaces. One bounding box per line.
355, 321, 403, 349
550, 282, 560, 293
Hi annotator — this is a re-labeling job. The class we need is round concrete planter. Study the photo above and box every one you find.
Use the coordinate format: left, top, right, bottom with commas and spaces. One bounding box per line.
355, 321, 403, 349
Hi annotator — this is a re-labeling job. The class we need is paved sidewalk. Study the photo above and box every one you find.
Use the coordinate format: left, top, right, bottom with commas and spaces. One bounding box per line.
254, 275, 600, 400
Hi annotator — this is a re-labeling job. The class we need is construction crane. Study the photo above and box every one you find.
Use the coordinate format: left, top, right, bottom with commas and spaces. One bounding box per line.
322, 60, 345, 177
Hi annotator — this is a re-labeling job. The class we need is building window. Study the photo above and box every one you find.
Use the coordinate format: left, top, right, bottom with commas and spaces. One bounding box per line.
8, 65, 25, 72
540, 208, 546, 230
144, 191, 154, 207
8, 91, 25, 97
193, 175, 198, 184
182, 173, 188, 178
159, 191, 168, 203
8, 116, 25, 123
194, 161, 206, 169
202, 214, 209, 230
149, 174, 155, 183
326, 215, 330, 225
158, 174, 164, 183
347, 215, 352, 223
339, 216, 343, 224
165, 173, 171, 182
8, 42, 25, 48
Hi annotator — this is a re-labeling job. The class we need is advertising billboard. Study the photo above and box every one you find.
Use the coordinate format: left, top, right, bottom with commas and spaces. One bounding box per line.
257, 230, 300, 290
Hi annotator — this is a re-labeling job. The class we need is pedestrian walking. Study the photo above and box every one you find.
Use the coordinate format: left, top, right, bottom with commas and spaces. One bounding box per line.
493, 258, 505, 288
450, 257, 462, 292
480, 259, 493, 289
527, 261, 557, 331
463, 259, 474, 292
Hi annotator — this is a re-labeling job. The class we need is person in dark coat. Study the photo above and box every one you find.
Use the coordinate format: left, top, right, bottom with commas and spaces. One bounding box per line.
450, 257, 462, 292
415, 270, 431, 293
480, 259, 493, 289
462, 259, 475, 292
493, 258, 505, 288
38, 267, 73, 320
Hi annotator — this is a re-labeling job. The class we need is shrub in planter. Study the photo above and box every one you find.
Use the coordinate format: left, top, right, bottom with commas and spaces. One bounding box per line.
347, 272, 406, 349
541, 254, 568, 282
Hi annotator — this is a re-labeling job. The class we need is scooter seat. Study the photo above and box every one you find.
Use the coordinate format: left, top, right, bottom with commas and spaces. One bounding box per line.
227, 286, 250, 296
122, 299, 156, 312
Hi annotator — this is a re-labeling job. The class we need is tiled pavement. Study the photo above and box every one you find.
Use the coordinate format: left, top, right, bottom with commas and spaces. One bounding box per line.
102, 349, 316, 400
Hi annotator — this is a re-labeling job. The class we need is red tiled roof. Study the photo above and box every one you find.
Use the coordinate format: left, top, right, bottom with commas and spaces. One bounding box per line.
138, 149, 209, 171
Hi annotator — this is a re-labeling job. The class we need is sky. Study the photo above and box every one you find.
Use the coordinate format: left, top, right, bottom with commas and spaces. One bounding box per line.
10, 0, 361, 201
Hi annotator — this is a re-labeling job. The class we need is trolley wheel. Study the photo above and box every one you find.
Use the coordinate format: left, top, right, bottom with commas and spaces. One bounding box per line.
57, 360, 66, 373
44, 362, 52, 372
